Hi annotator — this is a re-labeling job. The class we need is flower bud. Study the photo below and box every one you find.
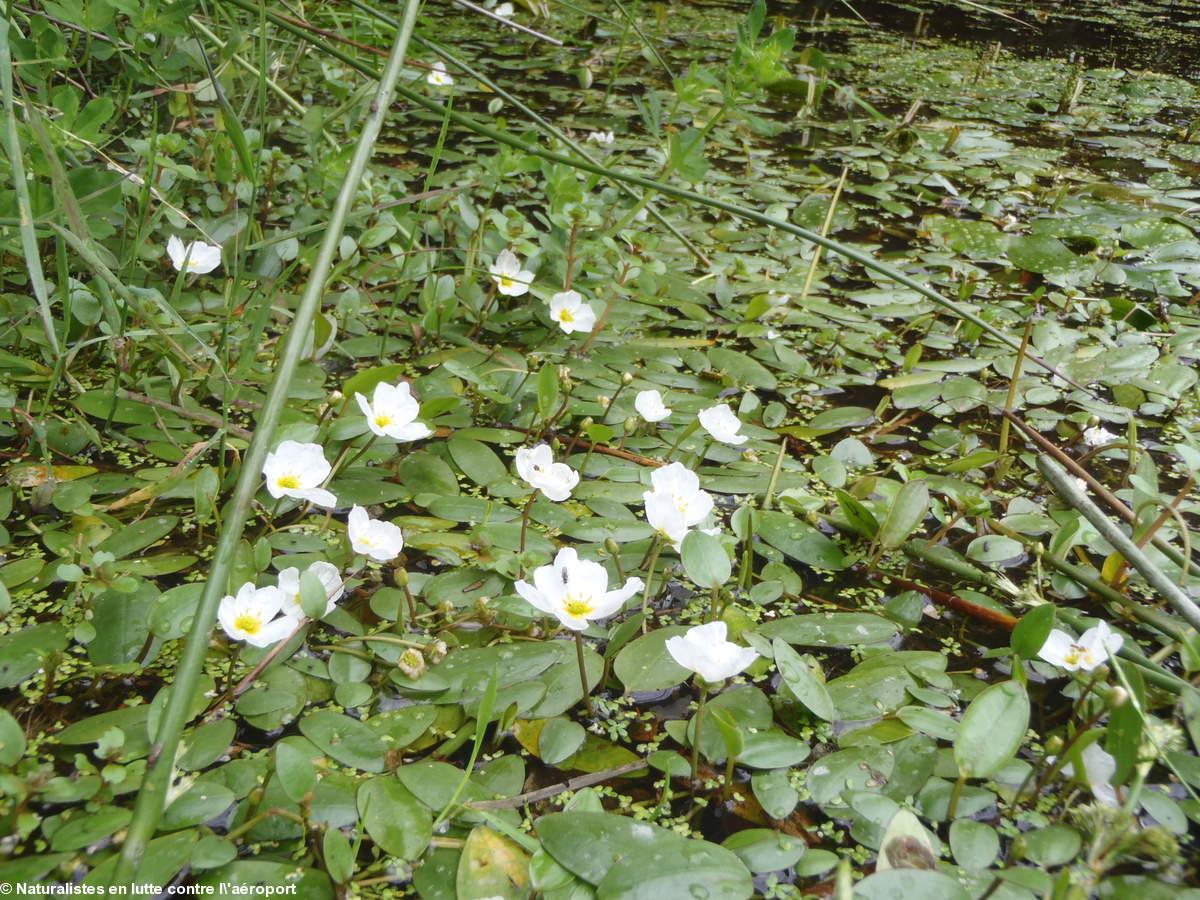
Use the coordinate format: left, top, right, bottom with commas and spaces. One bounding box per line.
624, 417, 638, 434
604, 538, 621, 557
597, 395, 611, 409
1108, 686, 1129, 708
622, 372, 634, 384
1044, 735, 1064, 755
425, 639, 448, 664
394, 567, 409, 587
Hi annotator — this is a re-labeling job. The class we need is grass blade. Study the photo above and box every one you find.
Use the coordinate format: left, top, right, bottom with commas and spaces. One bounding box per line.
0, 17, 60, 358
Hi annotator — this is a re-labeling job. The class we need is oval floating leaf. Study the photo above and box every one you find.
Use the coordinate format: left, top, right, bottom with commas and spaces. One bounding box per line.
954, 680, 1030, 779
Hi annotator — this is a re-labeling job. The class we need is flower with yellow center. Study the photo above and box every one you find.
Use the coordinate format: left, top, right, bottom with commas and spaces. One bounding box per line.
262, 440, 338, 508
643, 462, 714, 550
348, 505, 405, 562
489, 249, 534, 297
427, 61, 454, 87
354, 381, 432, 442
167, 235, 222, 274
549, 290, 597, 335
514, 547, 643, 631
1038, 620, 1123, 672
218, 583, 298, 648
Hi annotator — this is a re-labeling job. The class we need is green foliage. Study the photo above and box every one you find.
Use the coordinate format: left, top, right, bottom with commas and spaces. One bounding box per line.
1, 0, 1198, 895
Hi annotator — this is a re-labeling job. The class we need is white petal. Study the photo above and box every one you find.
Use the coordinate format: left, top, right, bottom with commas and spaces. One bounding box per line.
294, 487, 338, 508
1037, 629, 1078, 669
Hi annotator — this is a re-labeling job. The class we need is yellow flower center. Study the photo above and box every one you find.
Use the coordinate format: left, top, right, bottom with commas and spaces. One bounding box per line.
558, 308, 575, 323
1064, 643, 1087, 666
276, 474, 301, 490
234, 613, 262, 635
500, 276, 515, 289
563, 597, 593, 618
374, 414, 393, 427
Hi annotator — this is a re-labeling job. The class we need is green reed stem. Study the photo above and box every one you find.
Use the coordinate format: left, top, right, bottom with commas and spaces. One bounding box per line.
108, 2, 423, 882
0, 18, 59, 359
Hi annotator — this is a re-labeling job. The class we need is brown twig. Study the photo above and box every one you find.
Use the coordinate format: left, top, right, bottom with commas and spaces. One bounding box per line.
118, 390, 254, 440
866, 570, 1018, 630
466, 759, 648, 810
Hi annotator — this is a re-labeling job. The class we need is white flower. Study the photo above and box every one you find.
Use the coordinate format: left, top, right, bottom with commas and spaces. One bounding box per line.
348, 506, 405, 562
698, 404, 747, 445
426, 61, 453, 87
489, 249, 534, 296
277, 562, 345, 620
643, 462, 713, 549
1061, 742, 1119, 807
665, 621, 758, 683
514, 547, 643, 631
634, 389, 671, 423
167, 236, 222, 274
354, 381, 432, 442
515, 444, 579, 502
262, 441, 338, 508
549, 290, 596, 335
1083, 425, 1118, 447
218, 583, 298, 648
587, 130, 614, 145
1038, 620, 1123, 672
494, 2, 514, 16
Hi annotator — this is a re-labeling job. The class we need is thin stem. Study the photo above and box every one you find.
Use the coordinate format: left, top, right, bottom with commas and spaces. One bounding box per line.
575, 631, 594, 718
331, 433, 377, 479
108, 5, 424, 883
762, 440, 788, 511
641, 538, 664, 633
709, 584, 721, 623
689, 685, 709, 788
518, 491, 537, 576
997, 319, 1033, 457
947, 773, 967, 821
231, 622, 306, 698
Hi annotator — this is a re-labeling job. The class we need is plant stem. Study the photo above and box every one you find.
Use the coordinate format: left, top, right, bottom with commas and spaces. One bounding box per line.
518, 491, 537, 576
997, 319, 1033, 457
575, 631, 594, 718
0, 19, 60, 359
641, 538, 664, 633
947, 772, 967, 820
689, 685, 708, 788
108, 5, 423, 883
